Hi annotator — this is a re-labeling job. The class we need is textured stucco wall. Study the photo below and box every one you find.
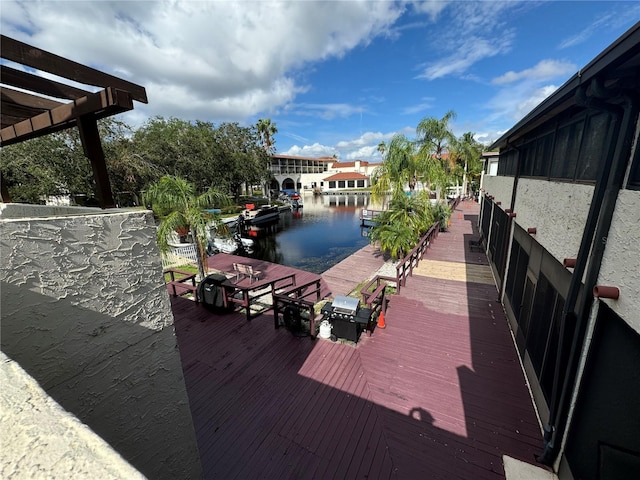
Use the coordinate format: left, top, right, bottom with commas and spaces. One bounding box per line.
0, 202, 104, 219
1, 352, 145, 479
513, 179, 594, 264
597, 189, 640, 334
0, 208, 201, 479
481, 175, 514, 208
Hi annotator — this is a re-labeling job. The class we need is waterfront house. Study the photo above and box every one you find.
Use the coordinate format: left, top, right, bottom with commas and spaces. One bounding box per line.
480, 22, 640, 479
269, 154, 374, 195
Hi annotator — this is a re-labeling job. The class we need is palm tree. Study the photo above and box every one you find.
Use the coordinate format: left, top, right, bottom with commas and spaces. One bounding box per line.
143, 175, 231, 280
368, 221, 416, 260
256, 118, 278, 154
370, 134, 415, 205
416, 110, 457, 159
368, 192, 435, 259
415, 110, 457, 198
451, 132, 484, 197
377, 141, 386, 160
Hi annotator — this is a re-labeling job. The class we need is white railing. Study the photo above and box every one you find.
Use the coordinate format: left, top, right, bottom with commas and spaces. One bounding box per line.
161, 244, 198, 269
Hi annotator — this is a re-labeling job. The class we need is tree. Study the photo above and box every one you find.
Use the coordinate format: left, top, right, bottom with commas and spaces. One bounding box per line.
368, 221, 416, 260
370, 134, 415, 206
143, 175, 231, 280
450, 132, 484, 196
0, 129, 94, 203
416, 110, 457, 160
99, 118, 162, 204
415, 110, 457, 198
368, 192, 436, 259
131, 117, 221, 193
377, 141, 386, 160
256, 118, 278, 154
213, 122, 270, 199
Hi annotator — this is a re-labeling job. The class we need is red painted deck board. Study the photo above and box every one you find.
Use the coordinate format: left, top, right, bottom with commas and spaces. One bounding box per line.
170, 199, 542, 479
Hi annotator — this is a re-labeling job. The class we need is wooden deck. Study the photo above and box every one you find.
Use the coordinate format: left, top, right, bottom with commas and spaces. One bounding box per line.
170, 199, 543, 479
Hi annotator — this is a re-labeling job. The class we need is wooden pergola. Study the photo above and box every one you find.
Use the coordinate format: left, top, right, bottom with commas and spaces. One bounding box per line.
0, 35, 148, 208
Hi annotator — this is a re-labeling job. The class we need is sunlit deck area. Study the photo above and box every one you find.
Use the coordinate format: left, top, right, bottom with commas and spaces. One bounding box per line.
171, 199, 542, 479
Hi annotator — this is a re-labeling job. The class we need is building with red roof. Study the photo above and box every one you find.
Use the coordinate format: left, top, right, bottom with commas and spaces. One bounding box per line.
269, 155, 375, 195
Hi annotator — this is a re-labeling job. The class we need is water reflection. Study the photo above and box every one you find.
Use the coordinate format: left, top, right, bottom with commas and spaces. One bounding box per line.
242, 194, 383, 273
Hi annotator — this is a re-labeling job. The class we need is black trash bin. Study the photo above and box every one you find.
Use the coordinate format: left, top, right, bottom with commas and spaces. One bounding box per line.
198, 274, 232, 313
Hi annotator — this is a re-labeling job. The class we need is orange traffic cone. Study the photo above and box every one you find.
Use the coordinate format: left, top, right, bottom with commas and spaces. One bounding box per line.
377, 310, 386, 329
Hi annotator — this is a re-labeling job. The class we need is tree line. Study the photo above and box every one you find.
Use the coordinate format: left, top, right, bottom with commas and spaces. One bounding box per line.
0, 116, 277, 206
372, 110, 485, 202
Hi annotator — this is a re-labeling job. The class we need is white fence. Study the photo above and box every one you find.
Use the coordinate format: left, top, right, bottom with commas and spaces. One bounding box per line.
161, 244, 198, 269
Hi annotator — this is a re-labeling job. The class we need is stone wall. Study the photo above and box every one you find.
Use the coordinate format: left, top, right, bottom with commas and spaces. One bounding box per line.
0, 206, 201, 479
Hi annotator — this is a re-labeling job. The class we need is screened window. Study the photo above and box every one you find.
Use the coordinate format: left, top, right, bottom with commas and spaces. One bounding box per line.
496, 107, 619, 183
505, 239, 529, 322
328, 181, 336, 188
576, 112, 615, 181
347, 180, 355, 188
550, 119, 584, 179
533, 132, 554, 177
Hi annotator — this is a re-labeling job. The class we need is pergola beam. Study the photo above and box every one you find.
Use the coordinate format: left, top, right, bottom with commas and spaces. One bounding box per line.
1, 65, 92, 100
0, 87, 133, 146
1, 35, 148, 103
0, 35, 147, 209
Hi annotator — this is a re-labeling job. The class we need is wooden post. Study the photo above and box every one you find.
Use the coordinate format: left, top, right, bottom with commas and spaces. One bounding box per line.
77, 115, 115, 209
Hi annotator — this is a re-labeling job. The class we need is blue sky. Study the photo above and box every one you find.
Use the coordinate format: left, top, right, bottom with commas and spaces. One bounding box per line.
1, 1, 638, 162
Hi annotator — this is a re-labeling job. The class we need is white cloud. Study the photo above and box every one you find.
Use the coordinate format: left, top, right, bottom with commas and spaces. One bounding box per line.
485, 82, 560, 125
335, 131, 393, 150
418, 35, 512, 80
284, 143, 337, 158
514, 85, 559, 119
492, 59, 577, 85
289, 103, 366, 120
4, 0, 403, 125
284, 130, 400, 163
410, 0, 449, 20
415, 1, 518, 80
343, 145, 383, 162
558, 8, 640, 49
402, 97, 435, 115
483, 56, 577, 127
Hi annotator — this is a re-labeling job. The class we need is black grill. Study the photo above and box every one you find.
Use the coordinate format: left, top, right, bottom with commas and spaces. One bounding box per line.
321, 296, 373, 343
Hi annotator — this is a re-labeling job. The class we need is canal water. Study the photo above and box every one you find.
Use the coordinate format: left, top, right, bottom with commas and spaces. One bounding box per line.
242, 194, 382, 274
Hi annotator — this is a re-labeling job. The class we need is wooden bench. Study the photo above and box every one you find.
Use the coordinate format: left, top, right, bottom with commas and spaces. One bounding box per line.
232, 263, 261, 283
165, 269, 199, 303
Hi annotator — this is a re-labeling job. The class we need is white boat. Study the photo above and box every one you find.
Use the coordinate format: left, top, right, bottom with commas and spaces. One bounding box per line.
210, 236, 238, 254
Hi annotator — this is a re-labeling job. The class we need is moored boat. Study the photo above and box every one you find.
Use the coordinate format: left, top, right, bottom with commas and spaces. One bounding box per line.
242, 204, 280, 228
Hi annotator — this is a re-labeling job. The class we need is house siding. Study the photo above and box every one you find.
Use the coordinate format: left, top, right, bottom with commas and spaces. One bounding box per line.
596, 189, 640, 334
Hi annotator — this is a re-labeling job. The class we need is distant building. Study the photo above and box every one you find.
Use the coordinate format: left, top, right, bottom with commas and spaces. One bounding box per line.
269, 154, 374, 194
480, 23, 639, 479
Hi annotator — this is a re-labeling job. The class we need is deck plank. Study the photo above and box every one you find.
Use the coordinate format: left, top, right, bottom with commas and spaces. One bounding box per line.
170, 199, 542, 479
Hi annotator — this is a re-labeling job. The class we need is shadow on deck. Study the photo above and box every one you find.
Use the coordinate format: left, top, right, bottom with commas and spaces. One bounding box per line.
170, 200, 543, 479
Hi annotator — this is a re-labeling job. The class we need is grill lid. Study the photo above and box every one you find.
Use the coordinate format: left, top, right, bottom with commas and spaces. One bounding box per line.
331, 295, 359, 315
